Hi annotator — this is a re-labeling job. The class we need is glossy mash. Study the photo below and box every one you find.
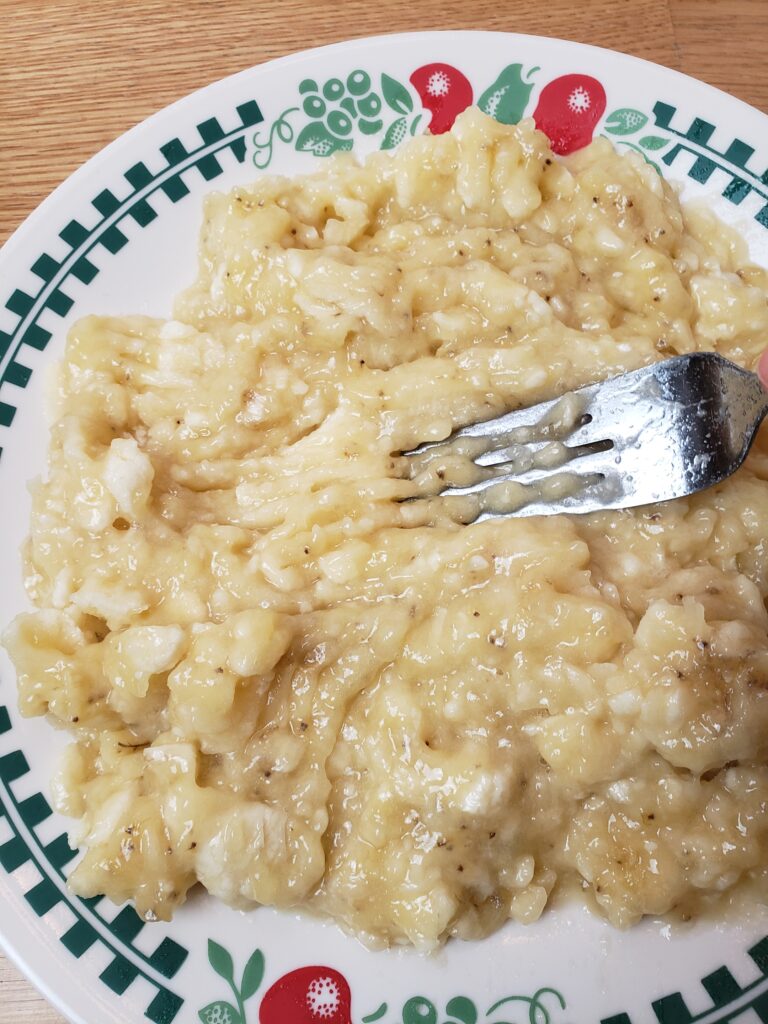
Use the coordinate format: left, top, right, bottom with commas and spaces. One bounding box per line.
6, 110, 768, 949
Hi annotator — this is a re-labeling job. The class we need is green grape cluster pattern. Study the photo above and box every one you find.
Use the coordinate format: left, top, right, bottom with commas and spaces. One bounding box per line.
296, 70, 388, 155
252, 69, 422, 166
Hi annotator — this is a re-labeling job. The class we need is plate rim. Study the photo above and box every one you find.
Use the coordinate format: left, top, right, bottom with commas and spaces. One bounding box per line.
2, 27, 768, 268
1, 27, 768, 1024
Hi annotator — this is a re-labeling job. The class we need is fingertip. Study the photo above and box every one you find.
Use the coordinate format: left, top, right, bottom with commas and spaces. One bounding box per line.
758, 349, 768, 390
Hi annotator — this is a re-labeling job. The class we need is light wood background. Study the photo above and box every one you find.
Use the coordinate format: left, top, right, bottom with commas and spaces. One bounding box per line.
0, 0, 766, 1019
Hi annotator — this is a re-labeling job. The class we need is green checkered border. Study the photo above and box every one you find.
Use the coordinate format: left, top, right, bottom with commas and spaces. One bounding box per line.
583, 97, 768, 1024
0, 98, 264, 1021
601, 937, 768, 1024
653, 102, 768, 222
0, 98, 263, 454
0, 703, 186, 1021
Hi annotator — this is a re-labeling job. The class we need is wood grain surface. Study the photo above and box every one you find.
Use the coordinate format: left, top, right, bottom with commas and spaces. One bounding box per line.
0, 0, 766, 1019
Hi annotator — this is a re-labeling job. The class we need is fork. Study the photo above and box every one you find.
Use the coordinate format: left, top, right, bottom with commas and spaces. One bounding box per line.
400, 353, 768, 521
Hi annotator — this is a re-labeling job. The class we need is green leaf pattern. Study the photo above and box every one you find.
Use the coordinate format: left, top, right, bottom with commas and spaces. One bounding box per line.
381, 72, 414, 114
602, 107, 670, 169
639, 134, 668, 150
381, 116, 408, 150
208, 940, 235, 985
240, 949, 265, 1002
200, 943, 266, 1024
604, 107, 649, 135
199, 1001, 242, 1024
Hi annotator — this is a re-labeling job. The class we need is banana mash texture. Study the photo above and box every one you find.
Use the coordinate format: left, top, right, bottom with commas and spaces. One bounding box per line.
6, 109, 768, 948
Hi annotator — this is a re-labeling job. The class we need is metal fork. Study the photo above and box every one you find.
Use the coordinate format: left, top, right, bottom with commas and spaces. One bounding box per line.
400, 353, 768, 521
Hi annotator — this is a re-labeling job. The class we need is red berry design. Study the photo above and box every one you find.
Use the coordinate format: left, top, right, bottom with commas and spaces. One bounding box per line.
532, 74, 607, 154
307, 976, 341, 1019
259, 967, 352, 1024
409, 63, 473, 134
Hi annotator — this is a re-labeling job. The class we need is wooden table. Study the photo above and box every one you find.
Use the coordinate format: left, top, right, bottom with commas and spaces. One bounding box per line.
0, 0, 766, 1019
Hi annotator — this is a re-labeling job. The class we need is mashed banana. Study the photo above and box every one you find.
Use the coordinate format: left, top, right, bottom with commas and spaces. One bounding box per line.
6, 109, 768, 948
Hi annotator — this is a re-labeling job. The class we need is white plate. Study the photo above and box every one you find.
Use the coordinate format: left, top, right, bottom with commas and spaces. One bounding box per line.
1, 30, 767, 1024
